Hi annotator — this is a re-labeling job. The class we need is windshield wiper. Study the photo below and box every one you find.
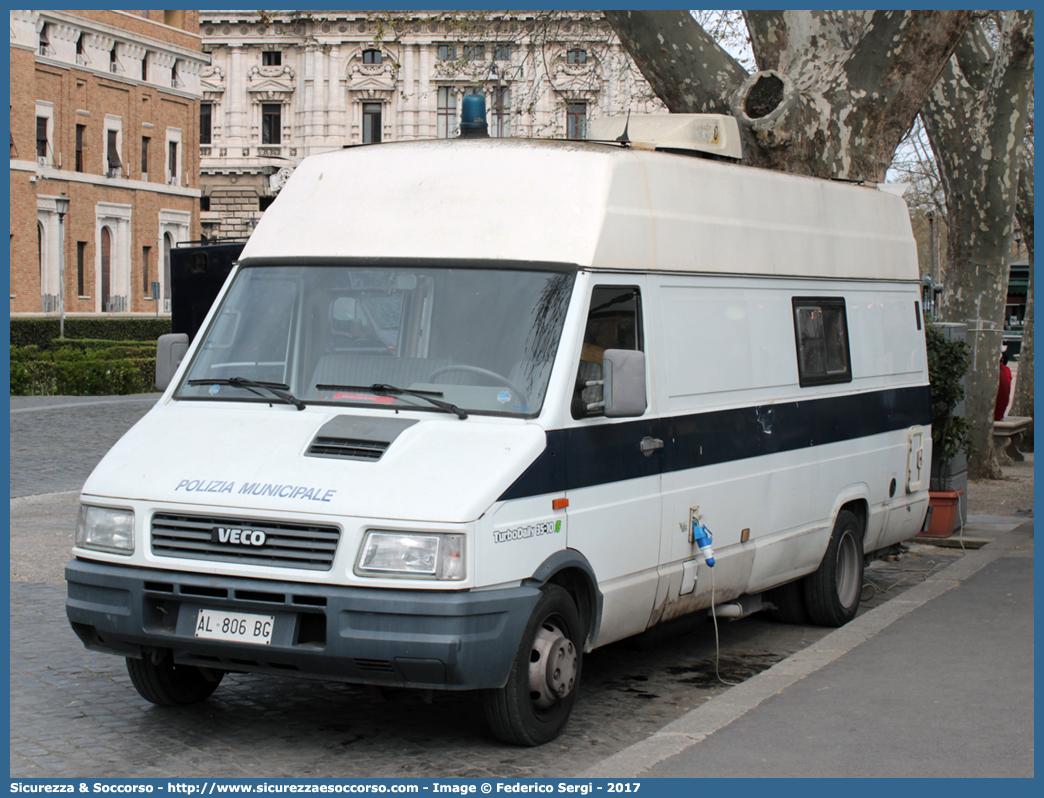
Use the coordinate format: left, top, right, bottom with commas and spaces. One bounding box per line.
316, 382, 468, 420
188, 377, 306, 411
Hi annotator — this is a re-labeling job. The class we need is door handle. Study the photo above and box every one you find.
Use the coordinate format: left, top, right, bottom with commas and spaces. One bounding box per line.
640, 436, 664, 456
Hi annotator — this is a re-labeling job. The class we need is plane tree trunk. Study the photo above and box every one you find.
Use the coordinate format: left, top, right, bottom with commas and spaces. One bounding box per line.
603, 10, 972, 182
921, 11, 1034, 479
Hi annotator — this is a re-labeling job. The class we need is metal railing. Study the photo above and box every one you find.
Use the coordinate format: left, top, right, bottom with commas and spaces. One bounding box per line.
103, 295, 127, 313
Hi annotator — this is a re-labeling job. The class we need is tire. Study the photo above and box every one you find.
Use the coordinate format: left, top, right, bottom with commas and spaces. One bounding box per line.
483, 584, 584, 746
126, 654, 224, 707
765, 579, 809, 624
803, 509, 865, 627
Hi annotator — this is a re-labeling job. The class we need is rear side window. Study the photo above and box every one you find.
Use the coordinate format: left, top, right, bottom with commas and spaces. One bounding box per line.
792, 297, 852, 387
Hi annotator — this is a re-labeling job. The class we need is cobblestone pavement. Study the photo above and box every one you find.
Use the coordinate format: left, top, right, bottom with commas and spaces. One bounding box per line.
12, 580, 844, 778
8, 395, 967, 778
10, 394, 159, 498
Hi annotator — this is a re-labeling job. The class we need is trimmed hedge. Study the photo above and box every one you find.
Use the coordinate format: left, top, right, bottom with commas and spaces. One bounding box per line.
10, 318, 172, 349
10, 344, 156, 396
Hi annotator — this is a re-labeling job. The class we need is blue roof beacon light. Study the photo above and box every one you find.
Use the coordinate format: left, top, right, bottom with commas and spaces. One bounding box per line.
459, 94, 489, 138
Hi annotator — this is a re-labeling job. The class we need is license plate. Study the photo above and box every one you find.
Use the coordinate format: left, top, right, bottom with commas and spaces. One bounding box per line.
195, 608, 274, 645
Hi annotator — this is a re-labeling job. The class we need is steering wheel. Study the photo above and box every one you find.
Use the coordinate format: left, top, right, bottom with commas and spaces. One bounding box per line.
428, 365, 530, 408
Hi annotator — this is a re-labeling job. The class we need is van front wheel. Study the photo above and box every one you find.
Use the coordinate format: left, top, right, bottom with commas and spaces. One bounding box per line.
126, 654, 224, 706
483, 584, 583, 746
804, 509, 864, 627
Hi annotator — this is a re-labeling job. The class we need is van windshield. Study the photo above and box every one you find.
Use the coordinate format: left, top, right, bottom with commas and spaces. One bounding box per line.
176, 264, 575, 417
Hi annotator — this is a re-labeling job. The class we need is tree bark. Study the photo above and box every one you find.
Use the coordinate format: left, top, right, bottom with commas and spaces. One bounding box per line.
604, 10, 972, 182
921, 11, 1035, 479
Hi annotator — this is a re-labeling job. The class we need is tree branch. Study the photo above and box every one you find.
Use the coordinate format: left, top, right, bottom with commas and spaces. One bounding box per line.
843, 11, 970, 94
602, 10, 747, 114
743, 10, 787, 72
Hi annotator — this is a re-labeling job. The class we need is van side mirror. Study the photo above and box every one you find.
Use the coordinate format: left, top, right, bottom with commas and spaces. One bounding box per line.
155, 333, 189, 391
602, 349, 647, 418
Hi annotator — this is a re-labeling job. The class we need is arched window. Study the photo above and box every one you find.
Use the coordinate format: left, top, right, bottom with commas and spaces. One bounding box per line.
163, 232, 174, 306
362, 49, 382, 65
100, 226, 112, 311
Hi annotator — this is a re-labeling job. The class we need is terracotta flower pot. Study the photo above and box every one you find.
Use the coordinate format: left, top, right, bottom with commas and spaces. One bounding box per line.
923, 489, 964, 537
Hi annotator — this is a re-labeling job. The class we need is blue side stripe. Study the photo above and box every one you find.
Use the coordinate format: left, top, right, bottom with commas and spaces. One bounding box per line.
499, 385, 933, 500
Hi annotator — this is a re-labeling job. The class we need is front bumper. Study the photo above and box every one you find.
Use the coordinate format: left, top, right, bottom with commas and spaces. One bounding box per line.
66, 558, 539, 690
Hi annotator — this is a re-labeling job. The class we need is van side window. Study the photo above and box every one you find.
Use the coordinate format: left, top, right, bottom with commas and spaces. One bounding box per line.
792, 297, 852, 387
573, 286, 642, 418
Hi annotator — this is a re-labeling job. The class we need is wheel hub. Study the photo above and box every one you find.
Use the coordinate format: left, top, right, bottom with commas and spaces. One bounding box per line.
528, 622, 577, 709
835, 530, 861, 608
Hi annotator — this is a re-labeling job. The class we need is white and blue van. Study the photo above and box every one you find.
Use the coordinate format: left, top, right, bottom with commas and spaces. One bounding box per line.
66, 114, 932, 746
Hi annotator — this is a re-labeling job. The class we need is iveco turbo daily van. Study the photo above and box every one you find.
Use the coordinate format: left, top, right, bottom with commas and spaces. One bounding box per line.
67, 114, 932, 745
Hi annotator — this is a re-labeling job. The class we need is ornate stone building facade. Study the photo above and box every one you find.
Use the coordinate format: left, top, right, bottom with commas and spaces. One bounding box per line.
198, 10, 665, 240
10, 10, 207, 317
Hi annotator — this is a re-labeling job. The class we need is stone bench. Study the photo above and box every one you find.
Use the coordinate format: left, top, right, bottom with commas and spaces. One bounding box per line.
993, 416, 1033, 466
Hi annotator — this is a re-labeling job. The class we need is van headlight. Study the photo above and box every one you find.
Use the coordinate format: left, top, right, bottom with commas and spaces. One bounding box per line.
76, 506, 135, 554
356, 531, 465, 580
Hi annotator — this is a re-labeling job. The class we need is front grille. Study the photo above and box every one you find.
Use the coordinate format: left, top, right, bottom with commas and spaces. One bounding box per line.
152, 513, 340, 571
308, 436, 389, 461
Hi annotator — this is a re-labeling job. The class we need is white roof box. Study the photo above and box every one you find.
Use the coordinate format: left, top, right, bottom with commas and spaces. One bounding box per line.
587, 113, 743, 161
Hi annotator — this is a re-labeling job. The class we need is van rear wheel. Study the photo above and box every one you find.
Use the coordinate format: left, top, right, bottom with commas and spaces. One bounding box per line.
804, 509, 864, 627
126, 654, 224, 706
483, 584, 583, 746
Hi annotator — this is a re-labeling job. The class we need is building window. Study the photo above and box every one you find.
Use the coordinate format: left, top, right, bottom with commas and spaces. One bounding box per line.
168, 140, 178, 183
493, 44, 511, 61
36, 117, 49, 159
77, 241, 86, 296
362, 49, 382, 65
171, 60, 180, 88
566, 49, 587, 65
362, 103, 382, 144
566, 102, 586, 140
142, 246, 151, 295
200, 103, 212, 145
141, 52, 148, 81
437, 87, 454, 139
259, 196, 274, 211
141, 137, 149, 179
262, 104, 281, 144
491, 87, 511, 138
110, 45, 121, 74
200, 196, 210, 212
76, 34, 88, 66
262, 51, 281, 66
437, 45, 457, 61
792, 297, 852, 387
107, 129, 122, 176
75, 125, 85, 172
100, 227, 112, 311
39, 24, 52, 56
464, 44, 485, 61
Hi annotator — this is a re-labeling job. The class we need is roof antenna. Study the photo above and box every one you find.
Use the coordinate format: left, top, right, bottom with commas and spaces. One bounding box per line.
616, 110, 631, 144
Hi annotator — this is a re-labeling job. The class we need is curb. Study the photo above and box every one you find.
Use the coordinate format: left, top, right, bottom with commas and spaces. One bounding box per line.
10, 490, 81, 508
10, 394, 160, 414
578, 521, 1031, 778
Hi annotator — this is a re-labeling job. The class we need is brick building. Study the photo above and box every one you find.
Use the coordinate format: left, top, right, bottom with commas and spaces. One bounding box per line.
198, 10, 664, 240
10, 10, 208, 318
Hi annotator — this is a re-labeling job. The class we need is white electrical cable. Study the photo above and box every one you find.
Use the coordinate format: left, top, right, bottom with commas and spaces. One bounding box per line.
709, 563, 739, 687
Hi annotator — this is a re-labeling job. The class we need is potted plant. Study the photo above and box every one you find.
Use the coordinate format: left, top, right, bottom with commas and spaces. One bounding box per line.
923, 322, 971, 536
